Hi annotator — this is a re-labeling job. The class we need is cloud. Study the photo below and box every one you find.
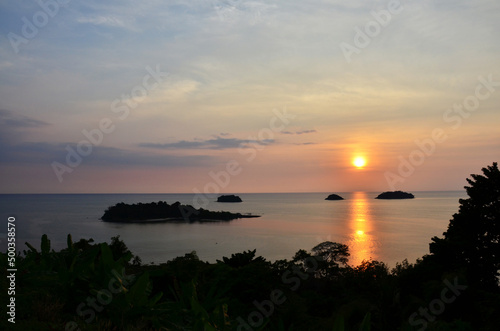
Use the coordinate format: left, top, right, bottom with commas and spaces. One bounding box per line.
0, 109, 49, 128
0, 110, 212, 168
294, 142, 317, 145
0, 140, 213, 169
0, 110, 50, 154
212, 0, 277, 25
296, 129, 317, 135
0, 61, 13, 70
144, 79, 201, 105
282, 129, 317, 135
0, 142, 57, 164
76, 16, 133, 28
83, 146, 212, 168
140, 136, 274, 150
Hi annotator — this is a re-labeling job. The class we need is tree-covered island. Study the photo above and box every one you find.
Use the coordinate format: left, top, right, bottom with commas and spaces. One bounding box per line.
101, 201, 259, 223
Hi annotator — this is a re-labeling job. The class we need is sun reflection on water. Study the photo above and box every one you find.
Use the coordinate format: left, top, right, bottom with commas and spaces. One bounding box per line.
348, 192, 378, 267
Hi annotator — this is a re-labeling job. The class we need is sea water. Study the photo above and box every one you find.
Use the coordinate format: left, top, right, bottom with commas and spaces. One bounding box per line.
0, 191, 465, 267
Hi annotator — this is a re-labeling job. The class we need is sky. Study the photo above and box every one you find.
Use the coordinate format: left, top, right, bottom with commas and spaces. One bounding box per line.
0, 0, 499, 193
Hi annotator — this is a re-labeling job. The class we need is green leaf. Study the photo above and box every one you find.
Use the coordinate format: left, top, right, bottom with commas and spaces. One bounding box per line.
127, 272, 150, 306
100, 243, 115, 267
148, 292, 163, 306
67, 234, 74, 251
359, 312, 371, 331
25, 241, 38, 254
41, 234, 51, 255
333, 315, 345, 331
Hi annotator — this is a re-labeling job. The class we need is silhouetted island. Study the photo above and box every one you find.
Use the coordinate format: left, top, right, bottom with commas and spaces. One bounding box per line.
217, 195, 242, 202
101, 201, 258, 223
375, 191, 415, 199
325, 194, 344, 200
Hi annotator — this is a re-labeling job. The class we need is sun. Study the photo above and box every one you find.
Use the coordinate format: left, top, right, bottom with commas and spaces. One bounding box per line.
353, 157, 367, 168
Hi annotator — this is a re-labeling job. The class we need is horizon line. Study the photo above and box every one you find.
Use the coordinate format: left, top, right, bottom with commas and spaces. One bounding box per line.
0, 190, 465, 195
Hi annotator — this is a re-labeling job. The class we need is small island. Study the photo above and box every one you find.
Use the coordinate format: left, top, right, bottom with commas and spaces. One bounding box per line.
375, 191, 415, 199
325, 194, 344, 200
217, 195, 243, 203
101, 201, 258, 223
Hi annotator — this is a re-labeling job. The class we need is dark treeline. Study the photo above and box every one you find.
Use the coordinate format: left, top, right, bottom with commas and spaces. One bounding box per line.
1, 163, 499, 330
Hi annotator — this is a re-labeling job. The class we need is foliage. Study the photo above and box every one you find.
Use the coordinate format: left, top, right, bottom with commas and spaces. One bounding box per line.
311, 241, 350, 266
218, 249, 267, 268
1, 234, 164, 330
429, 162, 500, 288
2, 233, 499, 330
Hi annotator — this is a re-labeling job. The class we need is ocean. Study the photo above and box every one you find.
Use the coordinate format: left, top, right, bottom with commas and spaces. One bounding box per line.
0, 191, 466, 268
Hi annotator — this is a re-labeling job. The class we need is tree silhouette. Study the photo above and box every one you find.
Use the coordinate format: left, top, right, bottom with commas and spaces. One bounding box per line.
429, 162, 500, 288
218, 249, 267, 268
308, 241, 350, 279
311, 241, 350, 266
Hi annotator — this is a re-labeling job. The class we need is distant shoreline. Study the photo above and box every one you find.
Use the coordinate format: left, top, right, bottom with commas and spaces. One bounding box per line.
101, 215, 260, 224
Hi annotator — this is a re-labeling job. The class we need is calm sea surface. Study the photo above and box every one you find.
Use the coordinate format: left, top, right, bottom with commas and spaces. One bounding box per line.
0, 192, 466, 267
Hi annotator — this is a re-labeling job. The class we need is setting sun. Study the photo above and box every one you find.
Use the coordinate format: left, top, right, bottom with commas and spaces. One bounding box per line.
353, 157, 367, 168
